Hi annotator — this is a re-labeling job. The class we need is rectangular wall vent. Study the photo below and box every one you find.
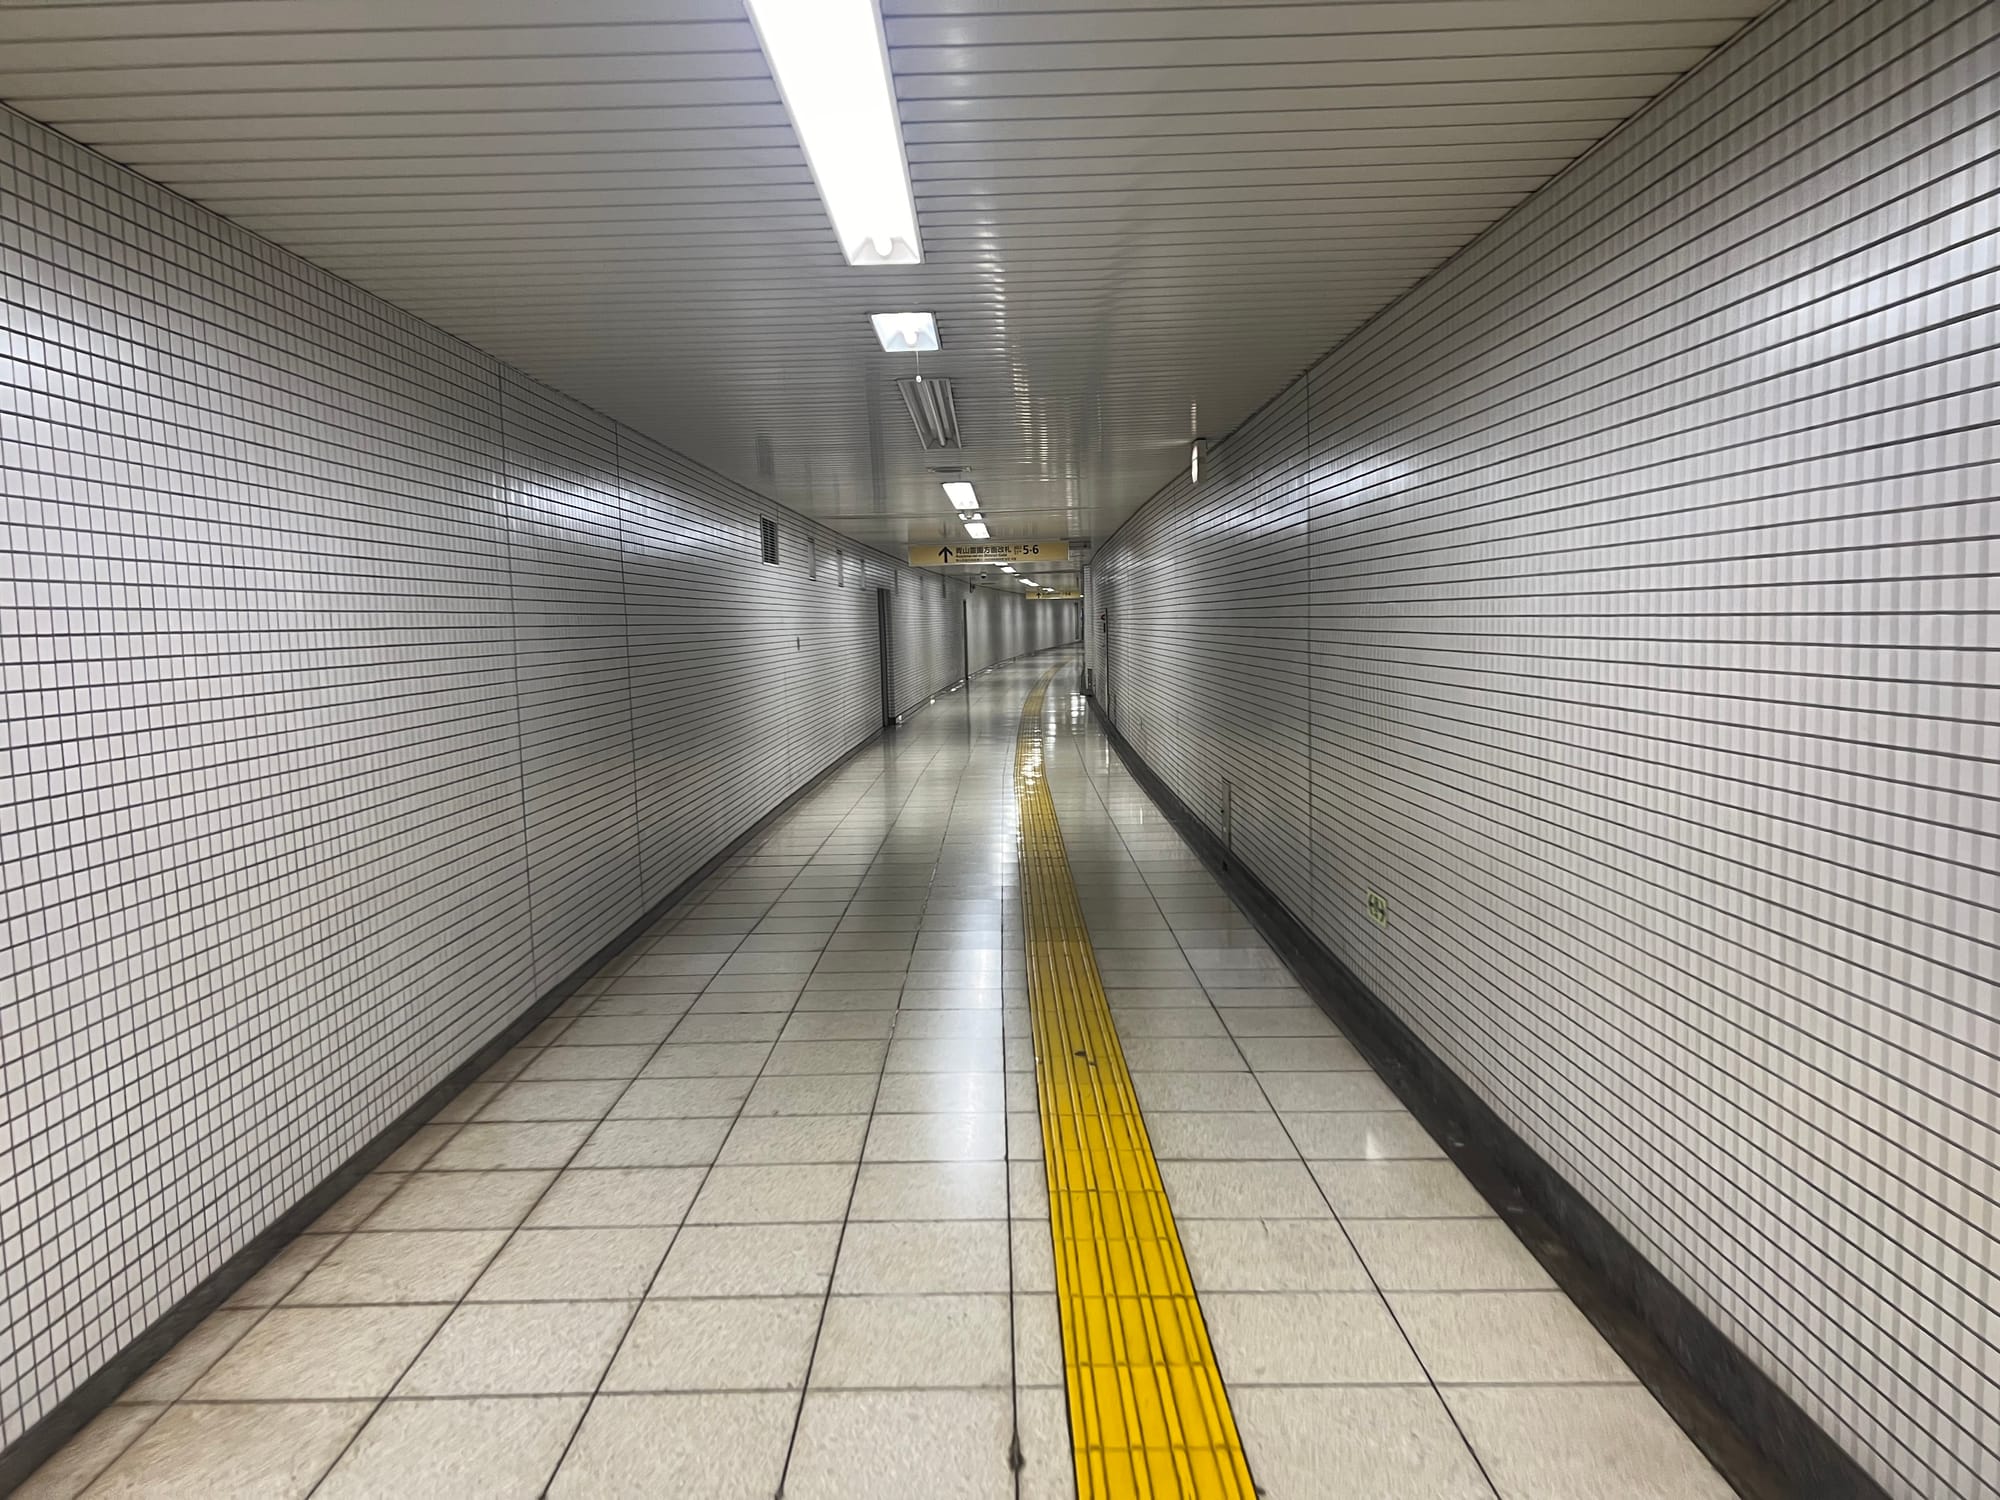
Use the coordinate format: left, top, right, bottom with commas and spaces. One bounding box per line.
759, 516, 778, 564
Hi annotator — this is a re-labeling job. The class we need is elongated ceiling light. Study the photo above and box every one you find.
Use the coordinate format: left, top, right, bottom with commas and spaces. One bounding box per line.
962, 521, 990, 540
747, 0, 921, 266
942, 481, 977, 508
897, 376, 960, 449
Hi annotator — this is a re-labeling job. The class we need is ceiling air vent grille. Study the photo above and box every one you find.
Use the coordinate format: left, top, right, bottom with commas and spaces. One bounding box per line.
896, 375, 961, 450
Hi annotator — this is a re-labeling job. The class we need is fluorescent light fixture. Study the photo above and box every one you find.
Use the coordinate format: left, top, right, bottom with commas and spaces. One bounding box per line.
1019, 578, 1036, 587
1191, 437, 1207, 485
962, 521, 990, 540
871, 311, 938, 352
999, 565, 1016, 574
897, 376, 960, 449
747, 0, 921, 266
942, 481, 978, 507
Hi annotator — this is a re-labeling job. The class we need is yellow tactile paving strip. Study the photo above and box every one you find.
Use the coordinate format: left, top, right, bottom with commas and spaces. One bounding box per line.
1015, 669, 1256, 1500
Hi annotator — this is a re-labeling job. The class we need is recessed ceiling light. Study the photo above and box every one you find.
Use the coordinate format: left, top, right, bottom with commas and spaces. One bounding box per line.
962, 521, 990, 540
746, 0, 920, 266
942, 481, 977, 507
999, 565, 1016, 574
871, 312, 938, 352
1191, 437, 1207, 485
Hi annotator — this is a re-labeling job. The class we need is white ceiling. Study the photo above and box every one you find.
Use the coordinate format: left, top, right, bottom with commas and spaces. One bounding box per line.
0, 0, 1765, 576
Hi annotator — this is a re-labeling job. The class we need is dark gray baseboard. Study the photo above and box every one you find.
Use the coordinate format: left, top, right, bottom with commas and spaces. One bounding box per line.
1087, 699, 1888, 1500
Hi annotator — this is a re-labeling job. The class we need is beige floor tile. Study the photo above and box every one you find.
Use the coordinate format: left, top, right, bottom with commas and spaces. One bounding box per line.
572, 1115, 730, 1168
188, 1304, 448, 1400
14, 1404, 160, 1500
1119, 1037, 1247, 1072
397, 1300, 633, 1395
1130, 1072, 1271, 1113
1010, 1160, 1050, 1215
641, 1041, 774, 1078
363, 1170, 554, 1231
1283, 1109, 1442, 1158
1159, 1160, 1330, 1219
1012, 1219, 1057, 1294
1178, 1219, 1371, 1292
1143, 1110, 1297, 1160
719, 1112, 870, 1165
315, 1396, 585, 1500
1216, 1005, 1340, 1038
810, 1294, 1010, 1388
1259, 1073, 1404, 1112
79, 1402, 370, 1499
548, 1391, 794, 1499
849, 1161, 1007, 1220
604, 1297, 821, 1391
884, 1036, 1003, 1074
474, 1080, 625, 1122
1346, 1220, 1555, 1292
1310, 1160, 1491, 1219
310, 1175, 405, 1233
889, 1008, 1003, 1039
1388, 1291, 1637, 1384
785, 1389, 1014, 1500
433, 1082, 508, 1119
225, 1235, 342, 1308
742, 1073, 881, 1114
686, 1163, 857, 1224
526, 1166, 704, 1227
119, 1311, 261, 1403
1204, 1291, 1425, 1385
610, 1076, 754, 1118
833, 1221, 1009, 1294
287, 1229, 506, 1304
427, 1120, 593, 1170
1444, 1385, 1738, 1500
379, 1123, 459, 1172
864, 1111, 1006, 1162
1232, 1385, 1497, 1500
468, 1227, 673, 1301
671, 1011, 788, 1044
651, 1223, 842, 1297
517, 1044, 655, 1081
765, 1039, 891, 1075
1014, 1387, 1079, 1500
1012, 1293, 1065, 1388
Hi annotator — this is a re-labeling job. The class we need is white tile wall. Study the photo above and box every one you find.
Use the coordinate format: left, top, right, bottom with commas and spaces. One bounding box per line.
0, 103, 975, 1450
1090, 2, 1999, 1497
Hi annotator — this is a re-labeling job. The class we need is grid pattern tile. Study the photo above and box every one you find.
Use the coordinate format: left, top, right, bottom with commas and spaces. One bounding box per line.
1087, 3, 2000, 1497
0, 102, 1003, 1454
18, 656, 1734, 1500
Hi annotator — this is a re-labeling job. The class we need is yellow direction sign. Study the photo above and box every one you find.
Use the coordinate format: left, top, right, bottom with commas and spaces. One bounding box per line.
1028, 590, 1082, 600
908, 540, 1070, 567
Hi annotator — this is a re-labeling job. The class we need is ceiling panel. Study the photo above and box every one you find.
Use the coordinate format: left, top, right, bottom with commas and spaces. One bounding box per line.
0, 0, 1766, 576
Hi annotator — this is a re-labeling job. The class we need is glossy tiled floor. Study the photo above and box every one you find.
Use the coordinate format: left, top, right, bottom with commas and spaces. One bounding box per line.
19, 653, 1737, 1500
